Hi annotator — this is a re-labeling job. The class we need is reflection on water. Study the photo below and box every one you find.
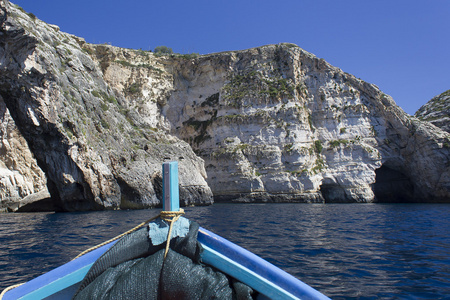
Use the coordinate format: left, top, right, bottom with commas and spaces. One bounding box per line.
1, 204, 449, 299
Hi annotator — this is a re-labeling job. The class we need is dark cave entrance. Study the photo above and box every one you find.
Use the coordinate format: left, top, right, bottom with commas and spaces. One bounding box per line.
372, 165, 415, 202
320, 184, 349, 203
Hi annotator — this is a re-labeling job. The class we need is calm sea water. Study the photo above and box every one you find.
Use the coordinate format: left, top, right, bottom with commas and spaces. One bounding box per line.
0, 203, 449, 299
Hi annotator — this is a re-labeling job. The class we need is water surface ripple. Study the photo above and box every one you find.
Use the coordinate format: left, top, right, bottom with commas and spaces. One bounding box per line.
0, 204, 449, 299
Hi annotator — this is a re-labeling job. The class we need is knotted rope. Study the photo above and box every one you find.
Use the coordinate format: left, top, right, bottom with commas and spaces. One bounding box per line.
160, 208, 185, 259
0, 209, 186, 298
74, 209, 185, 260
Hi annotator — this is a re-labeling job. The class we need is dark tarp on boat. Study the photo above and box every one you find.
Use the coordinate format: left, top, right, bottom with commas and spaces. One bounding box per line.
72, 220, 256, 300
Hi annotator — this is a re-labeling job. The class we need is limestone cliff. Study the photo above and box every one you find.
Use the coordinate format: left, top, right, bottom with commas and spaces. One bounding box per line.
415, 89, 450, 133
0, 1, 449, 211
57, 41, 450, 203
0, 1, 213, 211
163, 46, 450, 203
0, 93, 50, 211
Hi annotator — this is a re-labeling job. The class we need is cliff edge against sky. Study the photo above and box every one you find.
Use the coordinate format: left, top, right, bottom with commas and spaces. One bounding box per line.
416, 89, 450, 134
0, 1, 449, 211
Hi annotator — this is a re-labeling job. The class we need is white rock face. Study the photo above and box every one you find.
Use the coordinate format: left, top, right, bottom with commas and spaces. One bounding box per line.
0, 1, 213, 211
1, 0, 448, 209
162, 45, 450, 203
0, 95, 49, 211
415, 89, 450, 133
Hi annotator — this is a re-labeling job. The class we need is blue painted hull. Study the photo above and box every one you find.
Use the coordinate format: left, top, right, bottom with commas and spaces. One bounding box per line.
2, 227, 329, 300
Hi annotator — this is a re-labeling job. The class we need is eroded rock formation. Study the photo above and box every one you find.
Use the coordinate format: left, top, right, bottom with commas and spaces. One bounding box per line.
415, 89, 450, 133
161, 46, 450, 203
0, 1, 449, 211
0, 93, 50, 211
0, 1, 212, 211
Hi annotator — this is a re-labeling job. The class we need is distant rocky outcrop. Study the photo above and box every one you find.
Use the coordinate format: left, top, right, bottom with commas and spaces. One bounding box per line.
0, 1, 449, 211
415, 90, 450, 133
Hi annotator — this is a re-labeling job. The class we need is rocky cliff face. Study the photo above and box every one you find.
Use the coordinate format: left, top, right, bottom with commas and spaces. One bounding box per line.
0, 93, 50, 211
0, 1, 213, 211
415, 90, 450, 133
0, 1, 449, 211
163, 46, 450, 203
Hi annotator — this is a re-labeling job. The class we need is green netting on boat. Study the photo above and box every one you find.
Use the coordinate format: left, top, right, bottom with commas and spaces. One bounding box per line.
73, 220, 256, 300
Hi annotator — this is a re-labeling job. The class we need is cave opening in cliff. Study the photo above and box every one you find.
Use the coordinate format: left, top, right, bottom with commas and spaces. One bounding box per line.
14, 179, 57, 212
372, 165, 415, 202
117, 177, 143, 209
319, 181, 350, 203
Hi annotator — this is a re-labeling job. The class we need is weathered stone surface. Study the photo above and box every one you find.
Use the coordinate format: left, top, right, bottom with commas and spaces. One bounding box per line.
0, 1, 213, 211
0, 1, 448, 211
0, 94, 50, 211
163, 45, 450, 203
415, 89, 450, 133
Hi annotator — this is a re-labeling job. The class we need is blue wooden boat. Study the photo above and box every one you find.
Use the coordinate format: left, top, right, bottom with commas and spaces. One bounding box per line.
1, 162, 330, 300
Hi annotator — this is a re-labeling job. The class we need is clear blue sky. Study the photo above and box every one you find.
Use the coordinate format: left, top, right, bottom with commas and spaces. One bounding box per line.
13, 0, 450, 115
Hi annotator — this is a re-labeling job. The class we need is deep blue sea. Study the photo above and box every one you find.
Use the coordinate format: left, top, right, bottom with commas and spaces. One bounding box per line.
1, 203, 449, 299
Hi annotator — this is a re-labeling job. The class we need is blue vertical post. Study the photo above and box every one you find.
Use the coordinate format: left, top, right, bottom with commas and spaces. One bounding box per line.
162, 161, 180, 212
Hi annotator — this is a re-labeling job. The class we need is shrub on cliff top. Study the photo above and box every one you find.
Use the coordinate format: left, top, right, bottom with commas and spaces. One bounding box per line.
154, 46, 173, 56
